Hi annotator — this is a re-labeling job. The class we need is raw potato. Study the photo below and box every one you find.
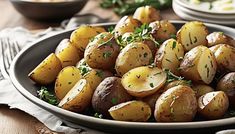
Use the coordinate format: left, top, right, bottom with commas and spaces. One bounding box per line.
206, 32, 235, 47
198, 91, 229, 119
154, 39, 184, 75
133, 6, 161, 24
109, 100, 151, 122
180, 46, 217, 84
84, 32, 120, 70
28, 53, 62, 85
164, 80, 191, 91
149, 20, 176, 41
210, 44, 235, 72
55, 66, 82, 100
217, 72, 235, 108
177, 21, 208, 51
55, 39, 82, 68
58, 79, 92, 112
192, 84, 214, 98
92, 77, 133, 116
70, 25, 106, 51
115, 42, 153, 76
114, 16, 141, 38
84, 69, 113, 91
154, 85, 197, 122
121, 66, 167, 97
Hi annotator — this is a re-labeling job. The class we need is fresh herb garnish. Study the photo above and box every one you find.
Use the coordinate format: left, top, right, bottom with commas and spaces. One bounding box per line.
150, 83, 154, 88
111, 98, 118, 104
95, 70, 104, 78
103, 51, 112, 58
94, 112, 103, 118
38, 86, 58, 105
79, 66, 91, 76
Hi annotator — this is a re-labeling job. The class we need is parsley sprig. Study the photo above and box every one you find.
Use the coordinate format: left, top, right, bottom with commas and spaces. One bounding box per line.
164, 69, 192, 85
38, 86, 58, 105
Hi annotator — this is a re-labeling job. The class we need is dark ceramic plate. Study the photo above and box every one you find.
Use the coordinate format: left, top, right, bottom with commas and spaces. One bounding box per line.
9, 21, 235, 133
9, 0, 88, 20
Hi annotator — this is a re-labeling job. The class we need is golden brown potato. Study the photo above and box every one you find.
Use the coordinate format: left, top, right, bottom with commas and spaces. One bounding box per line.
198, 91, 229, 119
180, 46, 217, 84
164, 80, 192, 91
70, 25, 106, 51
55, 39, 82, 68
84, 32, 120, 70
149, 20, 176, 42
154, 85, 197, 122
54, 66, 82, 100
140, 91, 162, 113
210, 44, 235, 72
217, 72, 235, 108
115, 42, 153, 76
192, 84, 214, 98
154, 39, 184, 75
114, 16, 141, 38
206, 32, 235, 47
109, 100, 151, 122
28, 53, 62, 85
92, 77, 133, 116
58, 79, 93, 112
121, 66, 166, 97
133, 6, 161, 24
177, 21, 209, 51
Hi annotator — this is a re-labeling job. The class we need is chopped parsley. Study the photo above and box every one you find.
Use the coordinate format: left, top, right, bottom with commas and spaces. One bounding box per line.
38, 86, 58, 105
95, 70, 104, 78
111, 98, 118, 104
172, 41, 176, 49
79, 66, 91, 76
94, 113, 103, 118
150, 83, 154, 88
103, 51, 112, 58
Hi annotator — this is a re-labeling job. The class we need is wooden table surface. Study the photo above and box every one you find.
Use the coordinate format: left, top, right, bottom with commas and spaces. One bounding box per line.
0, 0, 180, 133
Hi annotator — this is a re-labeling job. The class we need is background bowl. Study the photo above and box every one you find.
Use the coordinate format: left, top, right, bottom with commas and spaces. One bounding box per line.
9, 0, 88, 20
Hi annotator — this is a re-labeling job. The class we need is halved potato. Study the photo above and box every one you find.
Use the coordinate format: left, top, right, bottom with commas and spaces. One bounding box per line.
70, 25, 106, 51
115, 42, 153, 76
108, 100, 151, 122
55, 39, 82, 68
58, 79, 92, 112
192, 84, 214, 98
177, 21, 208, 51
180, 46, 217, 84
154, 39, 184, 75
198, 91, 229, 119
164, 80, 192, 91
28, 53, 62, 85
206, 32, 235, 47
133, 6, 161, 24
55, 66, 82, 100
154, 85, 197, 122
121, 66, 166, 97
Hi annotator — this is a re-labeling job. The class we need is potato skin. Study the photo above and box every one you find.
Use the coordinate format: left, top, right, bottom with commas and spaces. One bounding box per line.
28, 53, 62, 85
164, 80, 192, 91
133, 6, 161, 24
55, 66, 82, 100
154, 85, 197, 122
55, 39, 82, 68
84, 32, 120, 70
192, 84, 214, 98
149, 20, 176, 41
115, 42, 153, 76
140, 91, 162, 113
114, 16, 141, 38
109, 100, 151, 122
92, 77, 133, 116
206, 32, 235, 47
70, 25, 106, 51
217, 72, 235, 108
198, 91, 229, 119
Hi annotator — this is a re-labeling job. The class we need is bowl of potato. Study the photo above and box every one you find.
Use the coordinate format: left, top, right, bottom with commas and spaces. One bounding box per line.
9, 6, 235, 133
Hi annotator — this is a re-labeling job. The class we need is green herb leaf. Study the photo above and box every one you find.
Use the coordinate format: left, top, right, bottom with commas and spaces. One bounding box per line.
38, 86, 58, 105
103, 51, 112, 58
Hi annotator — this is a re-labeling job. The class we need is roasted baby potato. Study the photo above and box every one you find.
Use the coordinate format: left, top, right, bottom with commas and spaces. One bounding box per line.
154, 85, 197, 122
164, 80, 192, 91
206, 32, 235, 47
84, 32, 120, 70
115, 42, 153, 76
180, 46, 217, 84
109, 100, 151, 122
92, 77, 133, 116
154, 39, 184, 75
210, 44, 235, 72
70, 25, 106, 51
133, 6, 161, 24
55, 39, 82, 68
192, 84, 214, 98
149, 20, 176, 41
217, 72, 235, 108
114, 16, 141, 38
198, 91, 229, 119
58, 79, 92, 112
55, 66, 82, 100
177, 21, 208, 51
140, 91, 162, 113
121, 66, 167, 97
28, 53, 62, 85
